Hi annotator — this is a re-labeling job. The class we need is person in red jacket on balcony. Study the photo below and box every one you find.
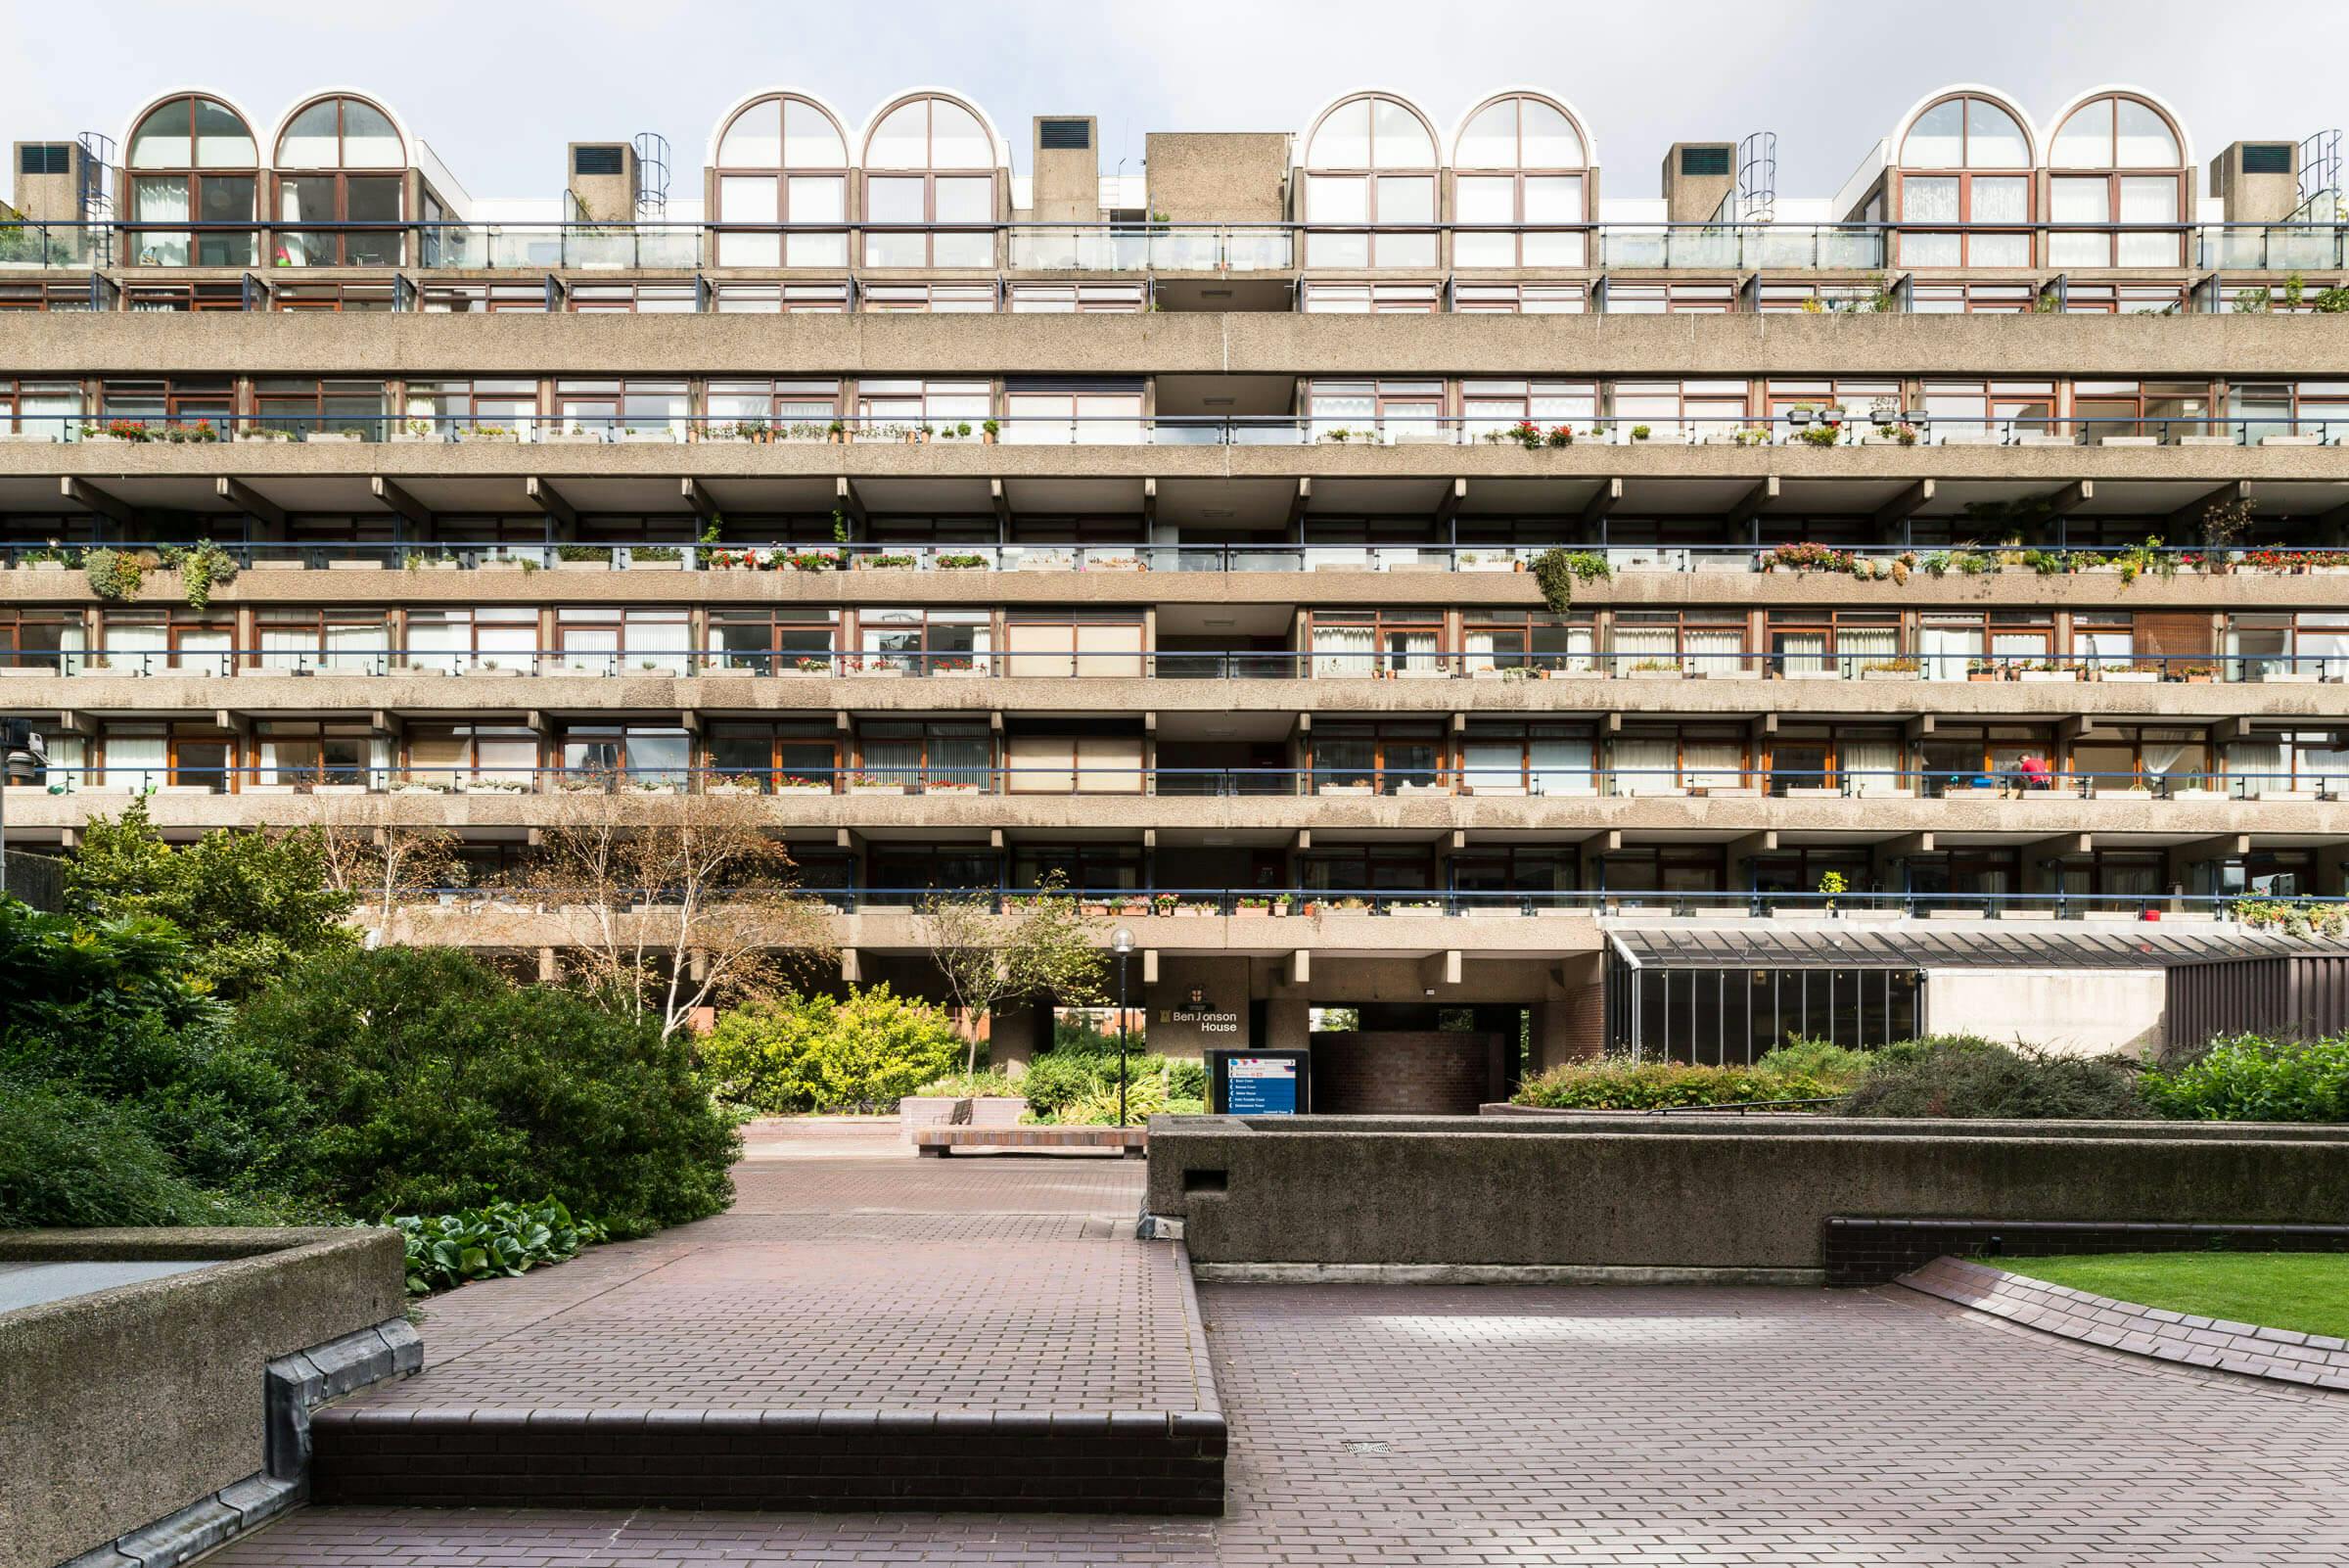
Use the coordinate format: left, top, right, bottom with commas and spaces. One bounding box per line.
2016, 752, 2051, 793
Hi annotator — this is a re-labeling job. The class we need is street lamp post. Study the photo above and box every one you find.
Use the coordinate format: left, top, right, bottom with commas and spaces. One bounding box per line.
1112, 926, 1135, 1127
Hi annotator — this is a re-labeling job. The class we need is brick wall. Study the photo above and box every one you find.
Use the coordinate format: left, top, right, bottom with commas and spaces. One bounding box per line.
1309, 1032, 1505, 1115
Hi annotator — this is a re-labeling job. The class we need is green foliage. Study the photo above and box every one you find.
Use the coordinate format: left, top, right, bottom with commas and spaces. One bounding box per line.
392, 1198, 610, 1295
699, 985, 963, 1113
1019, 1050, 1209, 1121
913, 1067, 1025, 1099
83, 546, 146, 602
1992, 1252, 2349, 1342
1839, 1037, 2147, 1120
155, 540, 237, 609
1514, 1055, 1858, 1111
1531, 548, 1611, 616
64, 802, 357, 1000
2141, 1035, 2349, 1124
0, 1079, 261, 1227
235, 946, 738, 1237
1756, 1038, 1876, 1082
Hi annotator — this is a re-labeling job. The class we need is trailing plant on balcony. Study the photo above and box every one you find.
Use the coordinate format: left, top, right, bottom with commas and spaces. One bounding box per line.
1796, 424, 1841, 447
861, 553, 917, 570
2116, 535, 2175, 585
937, 553, 989, 570
1544, 424, 1575, 447
784, 551, 841, 573
1531, 547, 1611, 615
1765, 542, 1859, 574
556, 543, 608, 563
1730, 426, 1771, 446
156, 540, 237, 611
83, 547, 146, 603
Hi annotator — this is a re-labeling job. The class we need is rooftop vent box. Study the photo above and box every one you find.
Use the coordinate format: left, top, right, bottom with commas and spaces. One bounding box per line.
573, 145, 624, 176
1040, 118, 1091, 151
2241, 143, 2293, 174
20, 145, 69, 176
1680, 146, 1731, 177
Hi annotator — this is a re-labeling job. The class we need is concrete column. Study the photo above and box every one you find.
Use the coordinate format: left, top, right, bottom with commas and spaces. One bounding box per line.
1263, 994, 1310, 1051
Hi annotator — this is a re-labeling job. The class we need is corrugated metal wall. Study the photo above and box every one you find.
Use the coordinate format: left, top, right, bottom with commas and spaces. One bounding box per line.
2167, 955, 2349, 1045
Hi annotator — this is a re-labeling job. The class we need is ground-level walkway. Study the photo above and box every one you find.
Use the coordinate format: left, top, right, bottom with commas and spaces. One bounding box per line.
215, 1119, 2349, 1565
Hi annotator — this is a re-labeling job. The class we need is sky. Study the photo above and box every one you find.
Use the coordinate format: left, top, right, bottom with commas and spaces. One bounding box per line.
3, 0, 2335, 202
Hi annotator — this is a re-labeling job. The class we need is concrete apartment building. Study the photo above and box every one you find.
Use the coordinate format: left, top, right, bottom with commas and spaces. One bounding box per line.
3, 81, 2349, 1103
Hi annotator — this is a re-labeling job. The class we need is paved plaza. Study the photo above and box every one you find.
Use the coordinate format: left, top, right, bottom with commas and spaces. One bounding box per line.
212, 1121, 2349, 1566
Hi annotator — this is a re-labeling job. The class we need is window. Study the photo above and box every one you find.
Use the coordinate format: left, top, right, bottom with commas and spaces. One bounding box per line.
1452, 282, 1587, 313
1451, 93, 1590, 267
0, 282, 99, 312
1300, 845, 1438, 893
1896, 93, 2034, 268
707, 720, 837, 793
706, 379, 841, 438
1003, 725, 1144, 794
1762, 726, 1904, 797
555, 379, 687, 438
2048, 94, 2187, 268
406, 724, 539, 788
1908, 282, 2039, 314
251, 721, 380, 789
2068, 726, 2213, 795
1002, 614, 1145, 676
270, 281, 395, 312
859, 281, 996, 312
1764, 611, 1899, 677
858, 608, 992, 673
1309, 610, 1444, 678
98, 379, 233, 433
713, 93, 851, 267
2225, 613, 2349, 682
1602, 281, 1736, 314
1312, 721, 1445, 795
1301, 281, 1441, 312
1610, 725, 1747, 794
1762, 379, 1901, 436
124, 94, 257, 266
1462, 609, 1593, 674
417, 282, 548, 313
1001, 382, 1144, 444
1917, 724, 2057, 795
1305, 379, 1445, 442
553, 608, 691, 675
709, 281, 851, 312
1919, 379, 2054, 441
568, 281, 698, 313
1458, 721, 1595, 797
1014, 845, 1142, 893
252, 378, 388, 438
2070, 380, 2210, 442
2226, 382, 2349, 442
1451, 846, 1579, 899
2060, 282, 2187, 315
559, 725, 691, 789
1008, 283, 1145, 312
402, 378, 539, 438
100, 722, 237, 793
855, 720, 991, 788
1918, 612, 2053, 679
709, 609, 837, 673
0, 379, 80, 439
0, 609, 85, 672
124, 281, 246, 312
271, 96, 406, 266
861, 93, 998, 268
256, 609, 390, 672
1300, 93, 1439, 269
404, 608, 539, 672
1611, 380, 1748, 442
855, 380, 990, 437
1458, 380, 1595, 441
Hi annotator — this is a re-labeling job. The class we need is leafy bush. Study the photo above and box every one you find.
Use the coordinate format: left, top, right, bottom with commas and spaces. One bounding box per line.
1840, 1037, 2147, 1120
1019, 1050, 1208, 1120
700, 985, 963, 1113
392, 1197, 610, 1295
1756, 1038, 1877, 1083
0, 1080, 260, 1227
2142, 1034, 2349, 1124
1515, 1056, 1857, 1111
237, 946, 738, 1237
914, 1067, 1026, 1099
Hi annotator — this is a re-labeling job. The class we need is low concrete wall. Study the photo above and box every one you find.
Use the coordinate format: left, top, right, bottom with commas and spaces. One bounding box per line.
1142, 1115, 2349, 1273
0, 1227, 406, 1568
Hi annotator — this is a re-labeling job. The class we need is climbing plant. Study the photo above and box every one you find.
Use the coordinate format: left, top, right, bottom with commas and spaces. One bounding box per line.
1531, 548, 1610, 617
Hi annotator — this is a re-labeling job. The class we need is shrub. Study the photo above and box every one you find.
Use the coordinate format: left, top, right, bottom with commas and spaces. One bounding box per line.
1514, 1056, 1855, 1111
0, 1080, 260, 1227
392, 1198, 610, 1296
2141, 1034, 2349, 1123
1841, 1037, 2147, 1120
237, 947, 738, 1237
1755, 1038, 1876, 1083
699, 985, 963, 1114
1019, 1050, 1208, 1120
914, 1067, 1025, 1099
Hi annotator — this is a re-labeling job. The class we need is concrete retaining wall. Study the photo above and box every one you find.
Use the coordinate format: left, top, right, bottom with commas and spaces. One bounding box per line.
1142, 1115, 2349, 1272
1924, 967, 2169, 1056
0, 1227, 406, 1568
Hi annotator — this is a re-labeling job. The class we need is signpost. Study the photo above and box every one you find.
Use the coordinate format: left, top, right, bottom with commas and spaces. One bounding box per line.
1207, 1048, 1311, 1116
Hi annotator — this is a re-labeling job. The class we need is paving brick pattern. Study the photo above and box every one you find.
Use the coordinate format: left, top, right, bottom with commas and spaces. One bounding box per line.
218, 1122, 2349, 1564
1903, 1254, 2349, 1389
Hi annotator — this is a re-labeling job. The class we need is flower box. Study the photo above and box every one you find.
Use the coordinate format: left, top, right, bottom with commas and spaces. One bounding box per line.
1784, 786, 1842, 799
626, 559, 683, 572
850, 666, 905, 678
2261, 435, 2323, 446
1393, 782, 1448, 797
2092, 785, 2154, 800
1697, 667, 1760, 680
465, 666, 524, 677
460, 430, 520, 443
2254, 670, 2320, 683
305, 432, 364, 445
621, 429, 678, 443
2096, 436, 2159, 447
325, 560, 384, 571
1386, 901, 1443, 916
2169, 788, 2227, 803
1624, 668, 1682, 680
543, 432, 606, 445
2018, 670, 2081, 683
22, 561, 68, 573
555, 559, 611, 572
1780, 669, 1840, 681
2096, 670, 2160, 684
1317, 783, 1373, 796
848, 782, 906, 796
2254, 789, 2318, 802
2014, 434, 2076, 447
0, 432, 57, 444
310, 783, 368, 796
1861, 669, 1921, 681
774, 781, 834, 795
704, 782, 763, 798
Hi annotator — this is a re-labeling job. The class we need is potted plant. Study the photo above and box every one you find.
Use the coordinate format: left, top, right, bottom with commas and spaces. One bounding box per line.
1151, 892, 1179, 916
1234, 896, 1272, 918
982, 419, 999, 444
1966, 659, 1998, 683
847, 773, 904, 795
1861, 658, 1921, 681
938, 552, 989, 570
1629, 424, 1651, 442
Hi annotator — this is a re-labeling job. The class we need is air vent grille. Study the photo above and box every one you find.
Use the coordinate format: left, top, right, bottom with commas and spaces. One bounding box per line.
21, 145, 69, 176
1680, 146, 1731, 177
2243, 144, 2293, 174
573, 145, 624, 176
1039, 118, 1091, 151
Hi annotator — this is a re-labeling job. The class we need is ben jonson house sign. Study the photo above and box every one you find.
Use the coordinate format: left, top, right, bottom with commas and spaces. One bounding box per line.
1163, 986, 1240, 1035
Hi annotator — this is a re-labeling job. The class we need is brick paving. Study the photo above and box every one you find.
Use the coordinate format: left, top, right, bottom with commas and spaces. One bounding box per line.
213, 1120, 2349, 1565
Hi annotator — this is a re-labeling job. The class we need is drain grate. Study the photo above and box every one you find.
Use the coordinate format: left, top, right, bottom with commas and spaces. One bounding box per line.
1340, 1440, 1391, 1455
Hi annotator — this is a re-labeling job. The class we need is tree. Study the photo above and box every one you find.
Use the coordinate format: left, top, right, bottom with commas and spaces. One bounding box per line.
699, 986, 962, 1113
529, 788, 834, 1040
311, 800, 463, 946
63, 801, 356, 999
920, 871, 1108, 1074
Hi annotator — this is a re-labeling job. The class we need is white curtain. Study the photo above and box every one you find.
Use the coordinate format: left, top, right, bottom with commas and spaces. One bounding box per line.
104, 736, 165, 793
1843, 739, 1902, 796
1530, 737, 1593, 796
2230, 740, 2287, 795
406, 618, 465, 674
1778, 630, 1828, 677
1612, 738, 1677, 795
1919, 624, 1980, 680
1392, 629, 1440, 676
1835, 626, 1898, 675
1463, 630, 1500, 674
1612, 626, 1674, 673
104, 623, 165, 673
1685, 628, 1741, 677
1313, 625, 1375, 678
325, 623, 388, 673
1682, 739, 1743, 791
1462, 739, 1522, 795
627, 616, 692, 676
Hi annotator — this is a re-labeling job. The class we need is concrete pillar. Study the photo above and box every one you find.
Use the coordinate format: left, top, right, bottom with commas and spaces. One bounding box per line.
988, 1001, 1047, 1072
1263, 994, 1310, 1051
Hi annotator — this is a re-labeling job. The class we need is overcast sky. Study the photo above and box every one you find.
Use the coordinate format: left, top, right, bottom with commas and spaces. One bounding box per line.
6, 0, 2336, 201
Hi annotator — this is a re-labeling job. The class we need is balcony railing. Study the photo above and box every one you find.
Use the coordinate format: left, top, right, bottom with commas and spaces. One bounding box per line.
19, 762, 2344, 804
20, 647, 2335, 685
12, 216, 2349, 280
14, 410, 2349, 447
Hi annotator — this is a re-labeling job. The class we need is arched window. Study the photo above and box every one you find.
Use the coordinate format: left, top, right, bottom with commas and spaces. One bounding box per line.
712, 93, 850, 268
1451, 93, 1591, 268
125, 94, 257, 266
860, 93, 997, 268
271, 95, 406, 267
2048, 93, 2187, 267
1300, 93, 1440, 269
1895, 92, 2033, 269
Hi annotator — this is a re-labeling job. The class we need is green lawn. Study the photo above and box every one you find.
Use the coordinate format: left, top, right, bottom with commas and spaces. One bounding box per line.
1988, 1252, 2349, 1341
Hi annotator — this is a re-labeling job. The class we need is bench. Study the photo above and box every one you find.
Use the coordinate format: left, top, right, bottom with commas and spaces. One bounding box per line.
913, 1126, 1147, 1158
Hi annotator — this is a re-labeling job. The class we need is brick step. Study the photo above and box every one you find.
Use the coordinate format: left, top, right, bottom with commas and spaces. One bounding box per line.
309, 1405, 1224, 1514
